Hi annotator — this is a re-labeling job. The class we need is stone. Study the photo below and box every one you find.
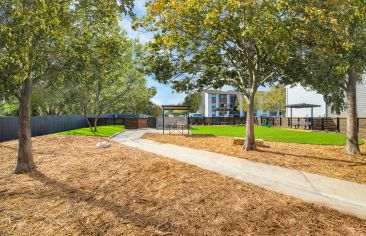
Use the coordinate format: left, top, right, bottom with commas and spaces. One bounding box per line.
233, 138, 264, 147
96, 141, 111, 149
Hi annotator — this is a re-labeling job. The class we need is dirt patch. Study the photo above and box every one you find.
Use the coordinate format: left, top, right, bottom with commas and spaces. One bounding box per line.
143, 134, 366, 184
1, 135, 366, 235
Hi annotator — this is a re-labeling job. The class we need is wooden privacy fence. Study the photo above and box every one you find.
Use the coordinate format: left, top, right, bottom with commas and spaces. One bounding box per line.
0, 115, 87, 142
88, 116, 157, 128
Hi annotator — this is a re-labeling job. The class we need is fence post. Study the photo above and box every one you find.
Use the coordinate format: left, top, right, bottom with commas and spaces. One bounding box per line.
337, 117, 340, 132
321, 118, 324, 130
279, 117, 282, 127
357, 118, 360, 131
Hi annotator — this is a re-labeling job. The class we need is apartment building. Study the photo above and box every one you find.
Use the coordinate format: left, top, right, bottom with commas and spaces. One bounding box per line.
286, 76, 366, 118
198, 90, 244, 117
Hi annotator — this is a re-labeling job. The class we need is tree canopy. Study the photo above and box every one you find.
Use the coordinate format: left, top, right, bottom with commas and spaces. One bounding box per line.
283, 0, 366, 154
0, 0, 145, 173
141, 0, 299, 150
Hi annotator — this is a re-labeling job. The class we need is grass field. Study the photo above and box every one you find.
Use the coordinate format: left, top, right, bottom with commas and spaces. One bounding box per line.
58, 125, 124, 137
190, 125, 362, 145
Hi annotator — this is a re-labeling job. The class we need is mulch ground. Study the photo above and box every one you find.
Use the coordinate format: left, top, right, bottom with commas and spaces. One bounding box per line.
1, 135, 366, 235
143, 134, 366, 184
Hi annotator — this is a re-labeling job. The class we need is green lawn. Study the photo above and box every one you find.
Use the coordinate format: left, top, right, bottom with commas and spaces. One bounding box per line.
58, 125, 124, 137
190, 125, 363, 145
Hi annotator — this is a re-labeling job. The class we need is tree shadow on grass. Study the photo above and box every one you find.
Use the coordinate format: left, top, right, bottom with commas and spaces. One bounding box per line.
256, 149, 366, 167
29, 171, 180, 234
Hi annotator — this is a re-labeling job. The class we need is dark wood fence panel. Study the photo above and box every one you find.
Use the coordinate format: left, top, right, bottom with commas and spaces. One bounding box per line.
88, 117, 157, 129
148, 117, 156, 128
0, 115, 87, 142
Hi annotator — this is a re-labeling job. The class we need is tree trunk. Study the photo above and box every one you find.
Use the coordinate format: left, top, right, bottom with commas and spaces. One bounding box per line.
14, 77, 36, 174
93, 116, 99, 133
244, 94, 256, 151
345, 68, 360, 154
82, 104, 94, 132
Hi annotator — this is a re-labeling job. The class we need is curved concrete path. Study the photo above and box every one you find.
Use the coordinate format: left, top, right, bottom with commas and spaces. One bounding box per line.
111, 129, 366, 219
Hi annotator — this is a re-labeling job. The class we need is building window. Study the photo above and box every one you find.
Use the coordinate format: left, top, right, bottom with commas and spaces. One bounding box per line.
230, 95, 236, 105
229, 95, 237, 108
211, 96, 216, 104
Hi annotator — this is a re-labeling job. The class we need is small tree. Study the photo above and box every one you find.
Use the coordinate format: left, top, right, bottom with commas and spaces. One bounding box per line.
183, 93, 202, 113
262, 86, 286, 115
142, 0, 297, 150
238, 92, 265, 115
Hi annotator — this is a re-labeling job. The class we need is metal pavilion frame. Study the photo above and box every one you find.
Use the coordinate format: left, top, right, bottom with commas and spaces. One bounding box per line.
284, 103, 321, 129
161, 105, 191, 134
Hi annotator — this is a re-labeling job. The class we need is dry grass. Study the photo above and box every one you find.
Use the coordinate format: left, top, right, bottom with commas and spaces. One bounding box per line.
143, 134, 366, 184
1, 135, 366, 235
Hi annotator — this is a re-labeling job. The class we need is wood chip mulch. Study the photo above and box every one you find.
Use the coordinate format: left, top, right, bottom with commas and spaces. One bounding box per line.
1, 135, 366, 235
143, 133, 366, 184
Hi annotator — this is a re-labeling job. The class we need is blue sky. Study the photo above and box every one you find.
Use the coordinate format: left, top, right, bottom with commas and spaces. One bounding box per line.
119, 0, 266, 104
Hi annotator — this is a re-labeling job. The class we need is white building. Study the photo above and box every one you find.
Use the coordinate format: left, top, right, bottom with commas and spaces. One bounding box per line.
198, 90, 244, 117
286, 76, 366, 118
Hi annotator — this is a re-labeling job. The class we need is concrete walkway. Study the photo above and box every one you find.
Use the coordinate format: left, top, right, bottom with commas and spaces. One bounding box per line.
111, 129, 366, 219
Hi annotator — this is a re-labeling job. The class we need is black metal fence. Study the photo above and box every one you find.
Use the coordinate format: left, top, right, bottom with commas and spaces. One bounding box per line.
189, 116, 246, 126
188, 116, 366, 138
2, 114, 365, 142
0, 115, 87, 142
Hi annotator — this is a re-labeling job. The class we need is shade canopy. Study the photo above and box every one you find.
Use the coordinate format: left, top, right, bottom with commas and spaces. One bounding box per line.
161, 105, 190, 135
162, 105, 191, 110
284, 103, 321, 108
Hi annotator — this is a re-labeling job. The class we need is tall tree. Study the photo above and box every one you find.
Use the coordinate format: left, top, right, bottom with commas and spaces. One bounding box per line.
285, 1, 366, 154
120, 86, 158, 115
142, 0, 297, 150
0, 0, 134, 173
0, 0, 72, 173
64, 17, 150, 132
183, 93, 201, 113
